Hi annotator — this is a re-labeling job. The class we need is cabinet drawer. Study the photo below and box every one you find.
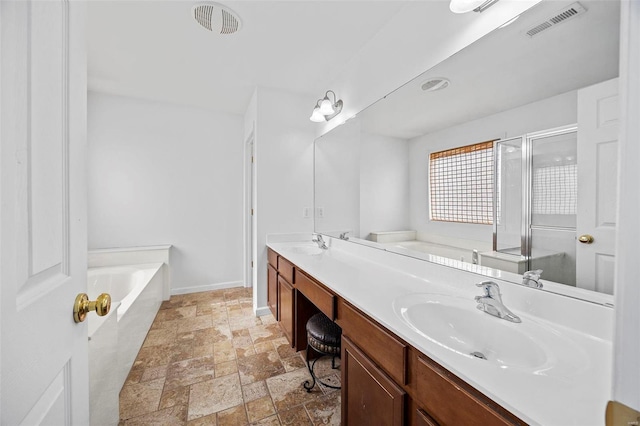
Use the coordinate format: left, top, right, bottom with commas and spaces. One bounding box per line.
277, 256, 294, 284
415, 354, 522, 426
267, 248, 278, 269
338, 300, 407, 385
295, 270, 335, 320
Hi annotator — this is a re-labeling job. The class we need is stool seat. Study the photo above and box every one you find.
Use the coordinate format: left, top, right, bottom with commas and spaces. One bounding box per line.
303, 312, 342, 392
306, 312, 342, 354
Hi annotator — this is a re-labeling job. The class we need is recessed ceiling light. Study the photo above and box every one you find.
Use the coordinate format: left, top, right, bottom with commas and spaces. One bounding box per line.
449, 0, 500, 14
450, 0, 486, 13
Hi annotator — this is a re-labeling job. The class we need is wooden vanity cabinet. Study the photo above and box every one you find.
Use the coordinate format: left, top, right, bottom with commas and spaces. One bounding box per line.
296, 269, 335, 319
267, 263, 278, 320
277, 275, 295, 347
267, 248, 295, 347
338, 299, 407, 385
267, 249, 526, 426
415, 409, 440, 426
277, 256, 295, 347
413, 353, 524, 426
342, 336, 406, 426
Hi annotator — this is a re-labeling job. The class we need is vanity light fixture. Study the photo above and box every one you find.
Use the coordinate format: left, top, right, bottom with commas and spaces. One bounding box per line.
449, 0, 500, 14
310, 90, 343, 122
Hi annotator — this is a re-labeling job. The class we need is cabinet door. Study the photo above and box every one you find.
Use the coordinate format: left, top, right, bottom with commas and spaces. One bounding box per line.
278, 276, 295, 347
267, 264, 278, 320
342, 336, 405, 426
416, 409, 439, 426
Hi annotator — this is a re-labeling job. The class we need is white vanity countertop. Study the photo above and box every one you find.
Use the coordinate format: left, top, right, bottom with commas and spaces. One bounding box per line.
267, 236, 613, 426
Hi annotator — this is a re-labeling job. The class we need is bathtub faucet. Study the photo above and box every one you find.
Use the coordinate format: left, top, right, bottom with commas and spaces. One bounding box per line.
339, 231, 349, 240
474, 281, 521, 323
312, 234, 328, 250
522, 269, 543, 289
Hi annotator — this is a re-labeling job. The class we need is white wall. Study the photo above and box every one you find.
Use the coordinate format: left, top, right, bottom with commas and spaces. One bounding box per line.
314, 119, 361, 238
88, 92, 244, 293
360, 132, 410, 238
314, 124, 410, 240
408, 90, 578, 246
248, 87, 316, 314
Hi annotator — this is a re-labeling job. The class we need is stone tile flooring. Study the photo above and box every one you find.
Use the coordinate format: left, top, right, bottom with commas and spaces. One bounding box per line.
119, 288, 341, 425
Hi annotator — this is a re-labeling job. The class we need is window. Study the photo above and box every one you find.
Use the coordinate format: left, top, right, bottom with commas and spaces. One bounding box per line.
532, 163, 577, 215
429, 141, 495, 224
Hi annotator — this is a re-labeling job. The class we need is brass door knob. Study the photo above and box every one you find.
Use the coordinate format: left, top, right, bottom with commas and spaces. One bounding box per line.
578, 234, 594, 244
73, 293, 111, 323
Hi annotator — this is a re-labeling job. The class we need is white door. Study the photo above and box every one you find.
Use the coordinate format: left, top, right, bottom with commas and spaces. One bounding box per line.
1, 1, 90, 424
576, 78, 619, 294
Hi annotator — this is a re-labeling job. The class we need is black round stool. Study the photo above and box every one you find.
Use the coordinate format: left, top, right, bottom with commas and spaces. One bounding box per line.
303, 312, 342, 392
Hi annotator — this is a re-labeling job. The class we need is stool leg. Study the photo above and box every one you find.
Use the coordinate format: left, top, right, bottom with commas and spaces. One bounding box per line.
302, 347, 341, 392
303, 345, 317, 392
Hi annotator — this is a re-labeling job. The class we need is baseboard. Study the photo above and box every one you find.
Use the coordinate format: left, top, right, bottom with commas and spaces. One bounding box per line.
255, 306, 271, 317
170, 280, 244, 296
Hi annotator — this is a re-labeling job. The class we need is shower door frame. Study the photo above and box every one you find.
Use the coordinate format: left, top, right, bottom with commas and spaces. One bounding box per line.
493, 124, 578, 270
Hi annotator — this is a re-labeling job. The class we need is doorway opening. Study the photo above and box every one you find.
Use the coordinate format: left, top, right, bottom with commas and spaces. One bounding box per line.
244, 133, 255, 289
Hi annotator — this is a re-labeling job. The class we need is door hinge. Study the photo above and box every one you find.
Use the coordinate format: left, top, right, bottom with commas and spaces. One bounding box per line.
251, 261, 254, 268
251, 208, 254, 216
251, 156, 254, 163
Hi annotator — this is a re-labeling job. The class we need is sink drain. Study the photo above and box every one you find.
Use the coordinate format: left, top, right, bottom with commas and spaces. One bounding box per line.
470, 351, 487, 360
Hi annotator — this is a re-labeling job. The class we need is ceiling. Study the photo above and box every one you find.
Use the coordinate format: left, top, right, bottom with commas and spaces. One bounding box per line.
87, 1, 412, 115
357, 0, 620, 139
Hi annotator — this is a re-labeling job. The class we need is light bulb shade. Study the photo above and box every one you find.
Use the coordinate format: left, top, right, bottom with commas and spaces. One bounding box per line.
310, 107, 326, 122
449, 0, 486, 13
319, 97, 335, 115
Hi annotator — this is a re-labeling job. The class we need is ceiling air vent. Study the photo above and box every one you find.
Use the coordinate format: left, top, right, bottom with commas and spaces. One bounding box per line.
525, 2, 587, 38
421, 78, 450, 92
192, 3, 242, 35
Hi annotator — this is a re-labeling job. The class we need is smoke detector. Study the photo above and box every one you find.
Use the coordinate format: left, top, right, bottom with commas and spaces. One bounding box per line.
192, 2, 242, 35
421, 78, 450, 92
525, 2, 587, 38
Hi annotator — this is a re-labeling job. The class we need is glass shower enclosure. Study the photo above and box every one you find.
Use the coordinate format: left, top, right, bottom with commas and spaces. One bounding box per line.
493, 126, 578, 286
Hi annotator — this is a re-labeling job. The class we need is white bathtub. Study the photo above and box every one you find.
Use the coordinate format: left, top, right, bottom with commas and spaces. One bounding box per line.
385, 240, 477, 264
88, 263, 164, 426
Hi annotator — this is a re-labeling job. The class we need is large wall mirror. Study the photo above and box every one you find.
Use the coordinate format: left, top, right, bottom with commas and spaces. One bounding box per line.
314, 0, 619, 303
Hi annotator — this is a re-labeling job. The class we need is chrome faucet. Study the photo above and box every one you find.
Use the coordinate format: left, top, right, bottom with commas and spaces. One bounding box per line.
339, 231, 350, 240
522, 269, 543, 289
312, 234, 328, 250
474, 281, 521, 323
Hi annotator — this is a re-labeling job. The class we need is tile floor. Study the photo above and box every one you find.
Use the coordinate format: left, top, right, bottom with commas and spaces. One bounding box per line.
119, 287, 341, 425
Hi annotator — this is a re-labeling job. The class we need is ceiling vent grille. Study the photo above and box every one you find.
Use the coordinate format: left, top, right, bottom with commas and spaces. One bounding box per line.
192, 3, 242, 35
525, 2, 587, 38
421, 78, 450, 92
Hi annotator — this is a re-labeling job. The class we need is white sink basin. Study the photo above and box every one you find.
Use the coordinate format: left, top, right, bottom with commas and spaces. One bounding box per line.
393, 293, 588, 374
287, 245, 324, 256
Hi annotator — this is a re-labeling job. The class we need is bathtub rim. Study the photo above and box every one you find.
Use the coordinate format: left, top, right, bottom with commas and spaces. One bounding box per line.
87, 262, 164, 338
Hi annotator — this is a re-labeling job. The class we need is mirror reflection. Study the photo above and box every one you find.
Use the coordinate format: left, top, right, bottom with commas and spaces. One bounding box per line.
314, 0, 619, 297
